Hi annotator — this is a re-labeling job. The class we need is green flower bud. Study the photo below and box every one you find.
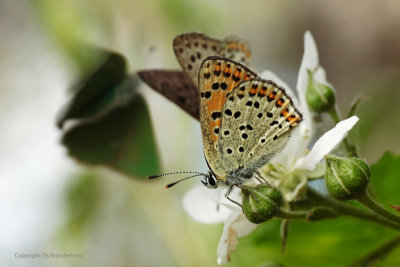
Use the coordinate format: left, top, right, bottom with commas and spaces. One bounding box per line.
306, 70, 336, 113
241, 184, 282, 224
324, 155, 370, 201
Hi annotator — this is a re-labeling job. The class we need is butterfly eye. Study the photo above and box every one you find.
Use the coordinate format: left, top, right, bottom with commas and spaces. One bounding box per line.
208, 176, 218, 188
202, 174, 218, 189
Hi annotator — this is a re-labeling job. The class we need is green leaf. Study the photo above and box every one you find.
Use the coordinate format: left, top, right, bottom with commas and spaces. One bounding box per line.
238, 217, 398, 266
370, 152, 400, 204
349, 235, 400, 267
57, 51, 127, 128
62, 86, 159, 178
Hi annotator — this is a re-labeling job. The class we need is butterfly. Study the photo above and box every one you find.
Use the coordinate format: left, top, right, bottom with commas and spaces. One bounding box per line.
195, 56, 302, 201
138, 33, 252, 120
145, 33, 302, 206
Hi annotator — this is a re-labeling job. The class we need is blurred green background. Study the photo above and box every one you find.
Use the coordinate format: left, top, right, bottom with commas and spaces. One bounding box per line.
1, 0, 400, 266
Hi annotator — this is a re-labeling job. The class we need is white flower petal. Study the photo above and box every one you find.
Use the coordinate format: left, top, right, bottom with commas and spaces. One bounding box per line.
274, 31, 323, 168
182, 185, 231, 224
297, 31, 320, 97
294, 116, 359, 170
217, 212, 257, 265
296, 31, 322, 151
314, 66, 328, 85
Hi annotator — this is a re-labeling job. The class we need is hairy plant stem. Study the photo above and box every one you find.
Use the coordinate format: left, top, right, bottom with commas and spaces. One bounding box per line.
307, 189, 400, 231
276, 209, 308, 219
357, 191, 400, 225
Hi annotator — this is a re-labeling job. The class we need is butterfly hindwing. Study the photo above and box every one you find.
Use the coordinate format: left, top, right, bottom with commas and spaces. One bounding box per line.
198, 56, 258, 179
218, 78, 302, 173
138, 70, 199, 119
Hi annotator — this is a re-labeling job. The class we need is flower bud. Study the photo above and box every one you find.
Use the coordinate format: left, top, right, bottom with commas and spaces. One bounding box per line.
306, 70, 336, 113
324, 155, 370, 201
241, 184, 282, 224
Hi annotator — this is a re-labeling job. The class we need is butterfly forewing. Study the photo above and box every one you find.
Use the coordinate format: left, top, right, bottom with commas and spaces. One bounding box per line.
173, 33, 253, 89
220, 36, 252, 67
218, 78, 302, 174
198, 56, 258, 179
173, 33, 222, 87
138, 70, 199, 119
139, 34, 253, 120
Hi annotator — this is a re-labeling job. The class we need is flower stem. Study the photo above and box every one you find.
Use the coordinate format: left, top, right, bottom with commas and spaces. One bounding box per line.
349, 235, 400, 267
307, 189, 400, 231
276, 209, 308, 220
328, 106, 359, 157
328, 106, 341, 124
357, 191, 400, 225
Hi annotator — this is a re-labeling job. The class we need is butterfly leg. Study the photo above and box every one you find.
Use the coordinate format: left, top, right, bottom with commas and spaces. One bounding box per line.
255, 170, 269, 185
254, 175, 264, 184
225, 185, 243, 212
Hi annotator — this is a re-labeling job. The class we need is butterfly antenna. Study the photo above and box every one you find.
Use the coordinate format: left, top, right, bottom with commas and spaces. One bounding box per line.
165, 174, 205, 188
147, 171, 204, 179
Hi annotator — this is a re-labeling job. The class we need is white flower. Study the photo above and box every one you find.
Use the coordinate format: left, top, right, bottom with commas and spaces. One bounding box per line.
182, 185, 257, 265
260, 31, 358, 202
182, 31, 359, 264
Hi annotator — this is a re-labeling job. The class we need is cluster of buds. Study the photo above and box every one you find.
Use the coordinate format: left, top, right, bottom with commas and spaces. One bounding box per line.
240, 155, 371, 223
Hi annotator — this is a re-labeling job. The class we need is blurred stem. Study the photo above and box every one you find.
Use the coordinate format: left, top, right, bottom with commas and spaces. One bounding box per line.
347, 95, 363, 118
328, 106, 340, 124
280, 220, 290, 253
349, 235, 400, 267
328, 106, 359, 157
358, 191, 400, 225
307, 189, 400, 231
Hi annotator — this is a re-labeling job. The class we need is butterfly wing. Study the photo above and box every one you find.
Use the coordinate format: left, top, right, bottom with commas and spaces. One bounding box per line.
138, 70, 199, 119
198, 56, 258, 180
218, 78, 302, 177
140, 34, 254, 121
173, 33, 222, 87
173, 33, 253, 88
220, 36, 252, 67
